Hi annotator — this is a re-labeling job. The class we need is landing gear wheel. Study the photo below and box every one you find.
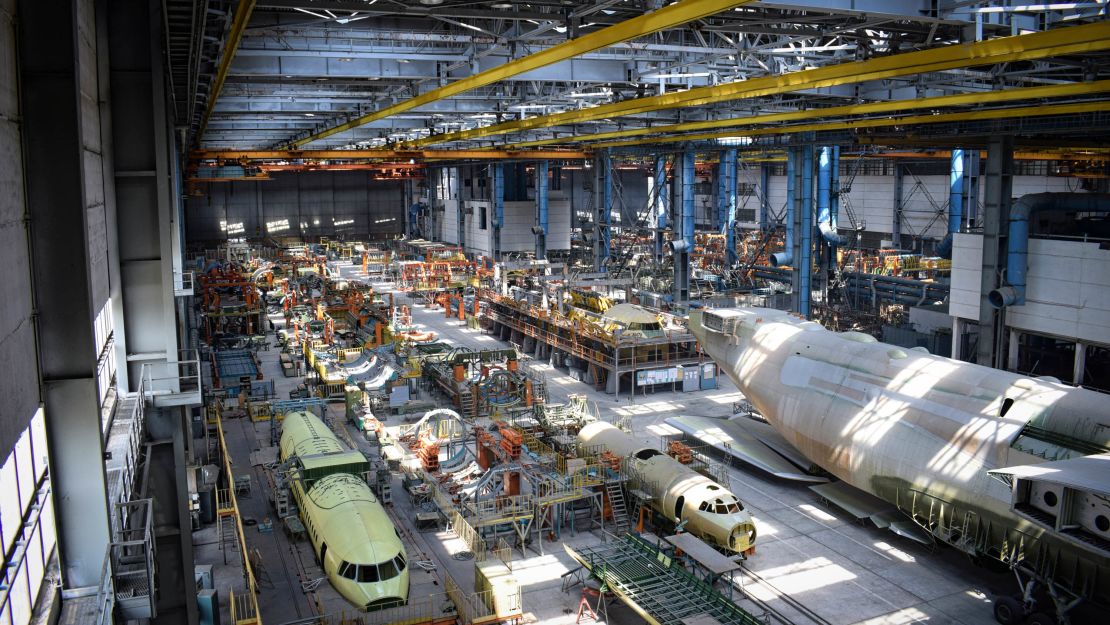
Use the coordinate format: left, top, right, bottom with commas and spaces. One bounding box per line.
1027, 613, 1055, 625
993, 595, 1025, 625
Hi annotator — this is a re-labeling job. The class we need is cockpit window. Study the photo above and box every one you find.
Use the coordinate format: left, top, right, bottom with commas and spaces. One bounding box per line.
357, 565, 379, 583
378, 558, 398, 580
339, 562, 356, 580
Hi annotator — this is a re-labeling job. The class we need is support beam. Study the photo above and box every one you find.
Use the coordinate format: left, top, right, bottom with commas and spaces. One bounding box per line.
892, 163, 904, 249
977, 136, 1014, 369
288, 0, 753, 147
199, 0, 256, 138
536, 160, 548, 260
759, 163, 771, 232
424, 22, 1110, 146
718, 149, 738, 266
673, 150, 695, 304
18, 0, 111, 589
509, 79, 1110, 148
653, 155, 668, 261
788, 143, 815, 318
492, 163, 504, 260
595, 151, 612, 271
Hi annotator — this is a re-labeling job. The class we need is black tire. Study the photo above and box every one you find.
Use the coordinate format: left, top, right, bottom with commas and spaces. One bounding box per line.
1027, 613, 1055, 625
993, 595, 1025, 625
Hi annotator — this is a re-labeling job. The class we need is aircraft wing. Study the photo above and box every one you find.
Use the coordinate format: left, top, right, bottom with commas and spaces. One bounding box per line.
988, 453, 1110, 497
664, 415, 828, 483
810, 481, 934, 545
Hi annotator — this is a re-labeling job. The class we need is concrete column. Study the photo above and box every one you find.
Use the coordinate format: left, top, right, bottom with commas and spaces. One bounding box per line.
1074, 342, 1086, 385
951, 318, 964, 361
18, 0, 112, 589
977, 136, 1014, 369
1008, 329, 1020, 371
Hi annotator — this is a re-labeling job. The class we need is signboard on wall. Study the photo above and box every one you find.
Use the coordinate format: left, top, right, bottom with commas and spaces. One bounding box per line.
636, 367, 679, 386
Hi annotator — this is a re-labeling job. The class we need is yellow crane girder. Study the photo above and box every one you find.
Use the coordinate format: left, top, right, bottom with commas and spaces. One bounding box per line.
199, 0, 256, 139
408, 21, 1110, 147
591, 101, 1110, 149
506, 79, 1110, 148
286, 0, 754, 148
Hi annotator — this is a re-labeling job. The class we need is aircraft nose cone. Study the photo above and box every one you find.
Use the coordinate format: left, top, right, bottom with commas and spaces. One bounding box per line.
688, 310, 705, 343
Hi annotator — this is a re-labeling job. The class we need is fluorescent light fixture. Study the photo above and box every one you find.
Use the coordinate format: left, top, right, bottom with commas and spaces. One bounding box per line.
420, 0, 444, 4
567, 90, 610, 98
509, 104, 547, 110
305, 112, 315, 117
313, 219, 320, 225
456, 21, 485, 33
491, 2, 513, 8
334, 218, 355, 226
375, 217, 396, 223
266, 218, 290, 233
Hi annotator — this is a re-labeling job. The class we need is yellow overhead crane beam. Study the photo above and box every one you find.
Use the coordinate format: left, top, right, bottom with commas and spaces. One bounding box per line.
507, 80, 1110, 148
408, 21, 1110, 147
199, 0, 256, 139
590, 101, 1110, 149
286, 0, 755, 148
190, 149, 591, 161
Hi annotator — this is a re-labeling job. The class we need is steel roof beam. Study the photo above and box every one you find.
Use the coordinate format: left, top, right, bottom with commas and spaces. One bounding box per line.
199, 0, 256, 139
284, 0, 754, 148
408, 21, 1110, 147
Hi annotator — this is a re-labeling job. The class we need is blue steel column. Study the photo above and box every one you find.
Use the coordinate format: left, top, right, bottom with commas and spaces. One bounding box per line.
654, 155, 668, 261
964, 149, 980, 226
817, 146, 845, 273
937, 148, 965, 258
786, 143, 815, 318
536, 160, 548, 259
595, 151, 612, 270
718, 149, 738, 265
759, 163, 771, 232
673, 150, 695, 303
770, 153, 796, 267
493, 163, 505, 259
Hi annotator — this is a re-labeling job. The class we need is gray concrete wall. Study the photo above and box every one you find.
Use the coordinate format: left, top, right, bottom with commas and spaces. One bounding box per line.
0, 0, 41, 456
185, 171, 406, 241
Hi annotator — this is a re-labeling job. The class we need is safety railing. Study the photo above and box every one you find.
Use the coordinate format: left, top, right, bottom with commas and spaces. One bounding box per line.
464, 494, 533, 526
58, 545, 115, 625
426, 477, 488, 560
141, 349, 202, 407
110, 499, 156, 620
216, 409, 262, 625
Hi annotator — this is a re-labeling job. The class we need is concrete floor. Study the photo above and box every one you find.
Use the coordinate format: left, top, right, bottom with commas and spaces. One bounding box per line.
197, 266, 1011, 625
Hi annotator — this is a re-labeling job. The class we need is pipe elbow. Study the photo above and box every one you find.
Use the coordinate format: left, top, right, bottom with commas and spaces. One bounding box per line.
989, 286, 1023, 309
936, 234, 954, 259
818, 223, 846, 245
769, 252, 792, 267
668, 238, 692, 253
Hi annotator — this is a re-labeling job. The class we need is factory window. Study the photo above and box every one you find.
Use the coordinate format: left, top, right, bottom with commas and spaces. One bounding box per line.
0, 408, 56, 625
357, 564, 380, 583
479, 205, 487, 230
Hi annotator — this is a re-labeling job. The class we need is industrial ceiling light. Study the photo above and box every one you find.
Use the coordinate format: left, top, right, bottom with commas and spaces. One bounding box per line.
420, 0, 444, 5
491, 2, 513, 8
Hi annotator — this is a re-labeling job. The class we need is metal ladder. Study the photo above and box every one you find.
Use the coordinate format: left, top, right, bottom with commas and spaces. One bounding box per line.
605, 481, 630, 535
218, 513, 239, 564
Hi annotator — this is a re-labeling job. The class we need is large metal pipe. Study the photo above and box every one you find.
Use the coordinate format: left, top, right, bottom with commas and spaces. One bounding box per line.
654, 155, 668, 261
797, 145, 815, 318
817, 146, 845, 245
718, 148, 739, 265
936, 148, 965, 259
989, 193, 1110, 308
770, 150, 796, 267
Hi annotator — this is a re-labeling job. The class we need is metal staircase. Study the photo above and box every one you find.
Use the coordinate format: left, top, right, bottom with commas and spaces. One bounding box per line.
604, 481, 630, 535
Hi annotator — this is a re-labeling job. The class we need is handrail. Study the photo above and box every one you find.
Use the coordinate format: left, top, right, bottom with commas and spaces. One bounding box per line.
215, 406, 263, 625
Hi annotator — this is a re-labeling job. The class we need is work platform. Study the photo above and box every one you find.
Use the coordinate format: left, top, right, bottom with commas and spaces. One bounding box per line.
479, 288, 703, 395
566, 534, 762, 625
